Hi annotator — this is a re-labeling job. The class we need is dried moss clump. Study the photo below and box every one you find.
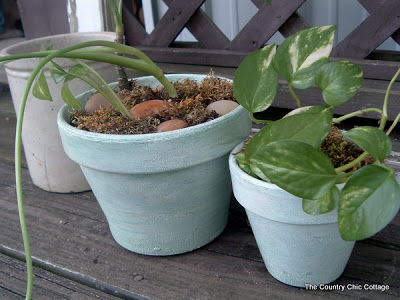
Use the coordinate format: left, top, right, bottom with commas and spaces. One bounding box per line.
319, 126, 375, 172
70, 73, 235, 134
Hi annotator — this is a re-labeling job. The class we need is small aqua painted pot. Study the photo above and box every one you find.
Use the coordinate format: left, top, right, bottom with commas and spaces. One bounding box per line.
229, 142, 355, 287
57, 74, 252, 256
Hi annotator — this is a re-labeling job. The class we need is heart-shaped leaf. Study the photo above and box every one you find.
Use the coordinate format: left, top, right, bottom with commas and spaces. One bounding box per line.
250, 140, 338, 199
234, 44, 278, 114
339, 165, 400, 241
273, 25, 336, 89
303, 185, 339, 215
61, 83, 82, 109
315, 61, 363, 106
32, 69, 52, 101
344, 126, 392, 161
245, 107, 333, 162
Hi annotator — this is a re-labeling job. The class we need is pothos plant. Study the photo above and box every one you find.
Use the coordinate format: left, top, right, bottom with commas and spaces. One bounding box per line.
233, 25, 400, 241
0, 1, 177, 299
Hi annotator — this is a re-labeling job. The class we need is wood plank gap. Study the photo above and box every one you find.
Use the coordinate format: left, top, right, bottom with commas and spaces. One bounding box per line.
333, 0, 400, 58
0, 246, 150, 300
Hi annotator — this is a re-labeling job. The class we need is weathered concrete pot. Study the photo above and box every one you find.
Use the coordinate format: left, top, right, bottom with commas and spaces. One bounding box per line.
57, 74, 252, 255
0, 32, 117, 192
229, 143, 355, 287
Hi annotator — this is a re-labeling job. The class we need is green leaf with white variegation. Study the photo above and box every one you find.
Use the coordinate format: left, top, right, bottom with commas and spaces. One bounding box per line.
244, 107, 333, 164
344, 126, 392, 161
273, 25, 336, 89
61, 83, 82, 109
32, 69, 52, 101
338, 165, 400, 241
315, 61, 363, 106
234, 44, 278, 114
303, 185, 340, 215
249, 140, 338, 199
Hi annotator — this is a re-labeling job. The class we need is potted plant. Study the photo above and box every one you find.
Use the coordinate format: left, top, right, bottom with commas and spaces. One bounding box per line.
2, 10, 251, 300
229, 25, 400, 287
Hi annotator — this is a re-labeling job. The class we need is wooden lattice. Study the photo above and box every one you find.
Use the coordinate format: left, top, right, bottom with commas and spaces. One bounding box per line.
123, 0, 400, 81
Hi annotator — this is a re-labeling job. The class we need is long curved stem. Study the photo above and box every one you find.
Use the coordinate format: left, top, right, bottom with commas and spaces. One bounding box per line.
333, 108, 382, 124
334, 152, 369, 173
386, 113, 400, 136
380, 67, 400, 130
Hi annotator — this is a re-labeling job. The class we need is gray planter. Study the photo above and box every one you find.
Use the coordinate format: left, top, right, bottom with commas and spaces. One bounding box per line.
0, 32, 117, 193
229, 142, 355, 287
57, 74, 252, 255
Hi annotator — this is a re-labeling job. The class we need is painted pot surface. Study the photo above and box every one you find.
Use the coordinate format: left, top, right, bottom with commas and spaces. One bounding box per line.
0, 32, 116, 192
58, 74, 252, 255
229, 143, 355, 287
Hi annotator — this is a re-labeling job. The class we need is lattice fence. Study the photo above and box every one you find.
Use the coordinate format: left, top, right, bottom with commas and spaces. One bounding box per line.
123, 0, 400, 81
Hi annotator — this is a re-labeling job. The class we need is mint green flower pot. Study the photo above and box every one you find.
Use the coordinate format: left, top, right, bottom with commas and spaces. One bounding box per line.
229, 143, 355, 287
57, 74, 252, 255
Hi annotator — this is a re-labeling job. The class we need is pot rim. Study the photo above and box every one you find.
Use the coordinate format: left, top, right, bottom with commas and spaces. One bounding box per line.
57, 74, 247, 143
0, 31, 116, 56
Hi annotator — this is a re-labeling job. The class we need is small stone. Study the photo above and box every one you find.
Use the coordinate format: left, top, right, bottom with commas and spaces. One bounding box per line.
206, 100, 239, 116
85, 93, 113, 113
133, 274, 144, 281
130, 100, 175, 119
156, 119, 188, 133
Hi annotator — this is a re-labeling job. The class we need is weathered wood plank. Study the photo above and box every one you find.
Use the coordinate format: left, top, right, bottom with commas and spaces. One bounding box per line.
227, 0, 306, 51
143, 0, 205, 47
122, 4, 148, 46
251, 0, 310, 38
0, 157, 399, 299
0, 253, 122, 299
163, 0, 230, 49
358, 0, 400, 45
333, 0, 400, 58
16, 0, 69, 39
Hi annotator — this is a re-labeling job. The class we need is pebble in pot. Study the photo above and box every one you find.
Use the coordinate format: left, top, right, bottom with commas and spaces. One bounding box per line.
156, 119, 188, 133
206, 100, 239, 116
130, 100, 176, 118
85, 93, 114, 113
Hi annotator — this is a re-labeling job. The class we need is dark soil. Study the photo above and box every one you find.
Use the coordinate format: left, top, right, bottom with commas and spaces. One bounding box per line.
319, 125, 376, 172
70, 74, 235, 134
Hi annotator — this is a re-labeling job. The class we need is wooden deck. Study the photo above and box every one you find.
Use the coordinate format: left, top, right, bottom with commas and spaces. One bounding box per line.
0, 74, 399, 299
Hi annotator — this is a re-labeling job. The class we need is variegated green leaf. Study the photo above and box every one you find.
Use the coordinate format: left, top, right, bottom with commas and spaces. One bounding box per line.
303, 185, 339, 215
344, 126, 392, 161
32, 69, 52, 101
273, 25, 336, 89
339, 165, 400, 241
250, 140, 338, 199
315, 61, 363, 106
283, 105, 331, 118
234, 44, 279, 114
61, 83, 82, 109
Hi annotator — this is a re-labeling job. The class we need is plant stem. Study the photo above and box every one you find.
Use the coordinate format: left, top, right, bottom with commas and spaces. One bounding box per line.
250, 113, 273, 124
386, 113, 400, 136
334, 152, 369, 173
380, 67, 400, 130
288, 83, 301, 108
333, 108, 382, 124
72, 59, 132, 117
